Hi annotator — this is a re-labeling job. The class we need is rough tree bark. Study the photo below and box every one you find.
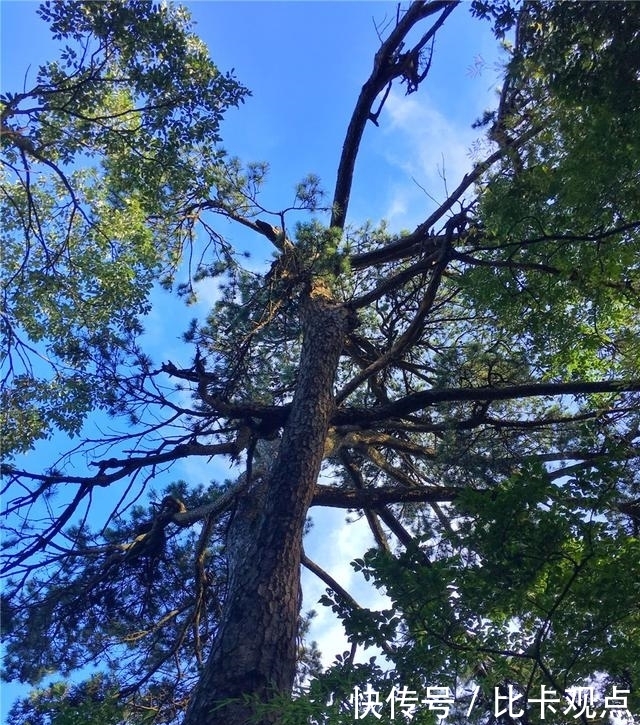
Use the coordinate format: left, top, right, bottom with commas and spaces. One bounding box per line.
183, 287, 356, 724
183, 4, 458, 722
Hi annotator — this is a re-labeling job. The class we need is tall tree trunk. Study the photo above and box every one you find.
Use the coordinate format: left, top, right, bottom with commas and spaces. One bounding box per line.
184, 288, 355, 725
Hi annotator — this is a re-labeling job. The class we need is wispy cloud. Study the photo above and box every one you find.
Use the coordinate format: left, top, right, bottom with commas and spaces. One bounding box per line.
377, 89, 484, 229
303, 509, 392, 666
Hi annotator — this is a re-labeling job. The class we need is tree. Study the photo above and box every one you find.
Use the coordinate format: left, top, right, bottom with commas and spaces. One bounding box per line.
3, 2, 640, 724
1, 0, 248, 455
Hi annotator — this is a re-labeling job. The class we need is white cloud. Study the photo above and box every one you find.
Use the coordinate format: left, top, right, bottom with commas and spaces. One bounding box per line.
303, 508, 392, 667
377, 90, 483, 229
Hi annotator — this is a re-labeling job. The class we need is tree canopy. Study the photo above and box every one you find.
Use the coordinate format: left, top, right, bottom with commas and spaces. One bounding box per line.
1, 0, 248, 454
2, 2, 640, 724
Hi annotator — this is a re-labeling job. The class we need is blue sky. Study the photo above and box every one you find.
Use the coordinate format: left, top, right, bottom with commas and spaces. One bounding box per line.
1, 1, 505, 717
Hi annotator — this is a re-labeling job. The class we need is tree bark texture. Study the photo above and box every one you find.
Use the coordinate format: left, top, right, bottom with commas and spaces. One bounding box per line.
184, 289, 356, 725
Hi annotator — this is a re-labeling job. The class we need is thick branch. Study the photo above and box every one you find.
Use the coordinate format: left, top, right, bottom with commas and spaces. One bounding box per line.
331, 1, 457, 229
312, 483, 460, 508
335, 379, 640, 425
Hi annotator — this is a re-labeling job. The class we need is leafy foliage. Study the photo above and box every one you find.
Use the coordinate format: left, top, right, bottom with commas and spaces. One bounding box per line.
466, 1, 640, 383
5, 675, 149, 725
1, 0, 248, 455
